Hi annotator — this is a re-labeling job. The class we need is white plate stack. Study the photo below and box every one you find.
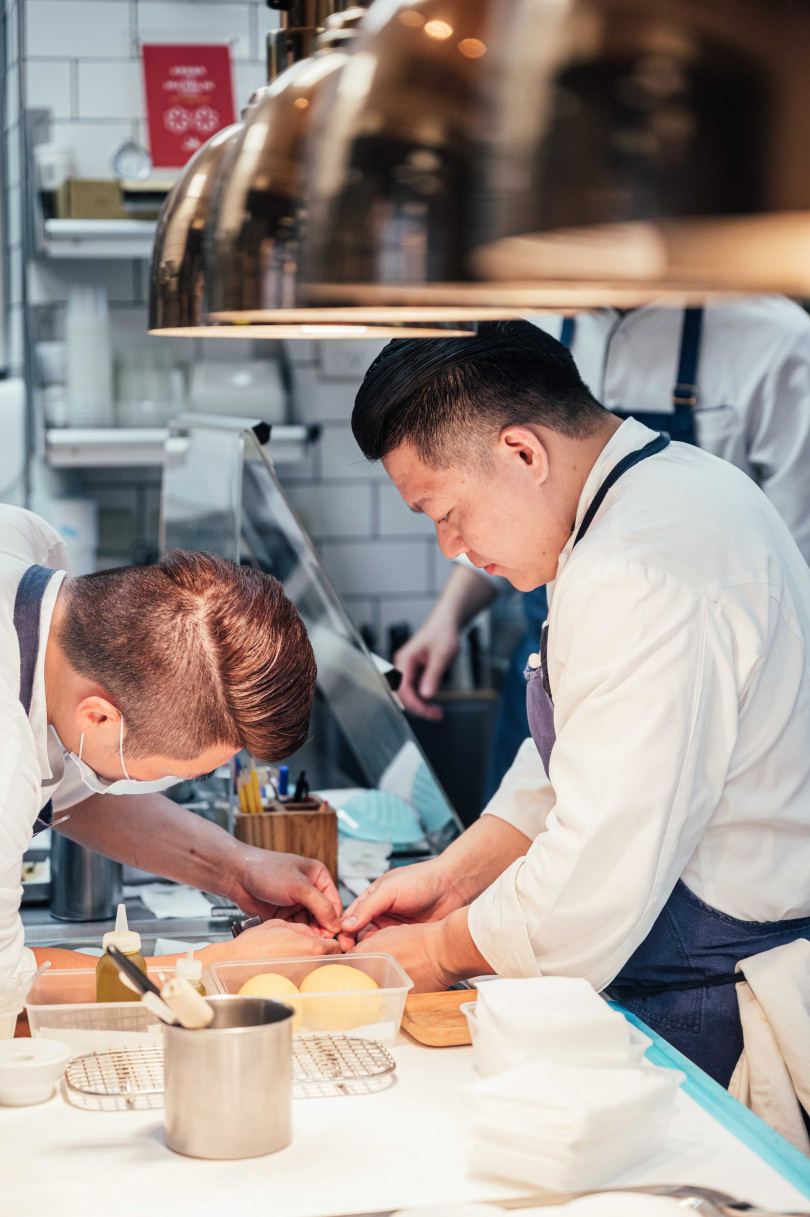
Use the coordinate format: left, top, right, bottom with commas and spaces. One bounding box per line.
462, 978, 683, 1192
65, 286, 114, 427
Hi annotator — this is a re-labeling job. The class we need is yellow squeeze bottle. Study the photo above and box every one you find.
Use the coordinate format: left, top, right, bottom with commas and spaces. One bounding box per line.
95, 904, 147, 1003
175, 949, 206, 997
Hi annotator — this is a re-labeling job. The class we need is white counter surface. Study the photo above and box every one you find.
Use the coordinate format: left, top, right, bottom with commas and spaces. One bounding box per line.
4, 1037, 809, 1217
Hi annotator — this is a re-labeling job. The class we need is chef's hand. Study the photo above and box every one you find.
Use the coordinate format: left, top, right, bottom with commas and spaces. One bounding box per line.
230, 848, 342, 936
202, 919, 341, 967
338, 857, 468, 950
394, 618, 459, 720
348, 909, 492, 993
348, 922, 451, 992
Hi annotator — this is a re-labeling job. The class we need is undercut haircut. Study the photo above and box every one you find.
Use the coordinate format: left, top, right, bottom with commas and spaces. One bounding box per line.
352, 319, 607, 468
57, 551, 316, 763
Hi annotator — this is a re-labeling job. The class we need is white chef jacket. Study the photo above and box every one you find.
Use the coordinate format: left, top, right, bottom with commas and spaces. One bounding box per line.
532, 296, 810, 562
0, 505, 89, 985
467, 419, 810, 990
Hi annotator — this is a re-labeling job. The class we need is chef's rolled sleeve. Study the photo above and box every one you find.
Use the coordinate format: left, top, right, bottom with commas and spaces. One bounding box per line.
468, 856, 543, 977
467, 558, 747, 991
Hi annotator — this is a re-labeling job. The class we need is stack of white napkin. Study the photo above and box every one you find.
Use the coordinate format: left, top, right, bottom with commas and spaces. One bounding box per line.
463, 978, 683, 1192
468, 977, 646, 1076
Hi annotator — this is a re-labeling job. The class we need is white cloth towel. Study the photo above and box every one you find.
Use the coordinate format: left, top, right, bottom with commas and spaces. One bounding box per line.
729, 938, 810, 1154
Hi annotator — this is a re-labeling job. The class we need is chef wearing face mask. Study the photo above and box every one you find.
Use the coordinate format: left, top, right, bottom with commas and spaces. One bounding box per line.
0, 505, 342, 986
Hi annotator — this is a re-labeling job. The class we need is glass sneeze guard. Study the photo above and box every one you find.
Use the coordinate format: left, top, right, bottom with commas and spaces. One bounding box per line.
160, 413, 462, 851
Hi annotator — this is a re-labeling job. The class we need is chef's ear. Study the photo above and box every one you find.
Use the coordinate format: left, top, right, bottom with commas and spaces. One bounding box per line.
497, 425, 550, 484
75, 695, 121, 734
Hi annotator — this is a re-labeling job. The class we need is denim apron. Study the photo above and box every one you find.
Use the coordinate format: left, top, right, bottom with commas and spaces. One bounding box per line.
525, 434, 810, 1087
14, 564, 58, 836
484, 311, 703, 804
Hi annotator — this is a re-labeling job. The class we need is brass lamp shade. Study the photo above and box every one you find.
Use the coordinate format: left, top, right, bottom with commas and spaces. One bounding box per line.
474, 0, 810, 295
201, 10, 490, 335
149, 123, 243, 333
151, 16, 478, 338
204, 52, 350, 322
296, 0, 710, 310
300, 0, 810, 304
299, 0, 496, 302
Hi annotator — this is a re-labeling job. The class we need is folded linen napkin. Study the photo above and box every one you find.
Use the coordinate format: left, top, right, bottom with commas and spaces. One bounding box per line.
729, 938, 810, 1154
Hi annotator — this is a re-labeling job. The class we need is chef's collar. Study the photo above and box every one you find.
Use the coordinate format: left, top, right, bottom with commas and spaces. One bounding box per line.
555, 416, 659, 581
28, 568, 67, 784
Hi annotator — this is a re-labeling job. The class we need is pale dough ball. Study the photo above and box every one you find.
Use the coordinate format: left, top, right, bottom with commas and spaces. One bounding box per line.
238, 972, 302, 1029
238, 972, 299, 998
299, 963, 384, 1031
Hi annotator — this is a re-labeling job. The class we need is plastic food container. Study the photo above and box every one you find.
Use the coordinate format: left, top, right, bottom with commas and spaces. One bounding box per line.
208, 954, 412, 1044
25, 964, 216, 1056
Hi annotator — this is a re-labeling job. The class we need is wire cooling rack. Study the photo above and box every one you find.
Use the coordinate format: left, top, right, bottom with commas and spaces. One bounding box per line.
64, 1043, 165, 1112
293, 1033, 396, 1098
63, 1033, 396, 1110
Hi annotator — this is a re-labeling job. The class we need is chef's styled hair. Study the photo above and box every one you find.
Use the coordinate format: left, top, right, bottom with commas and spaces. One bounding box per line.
57, 552, 316, 763
352, 319, 606, 468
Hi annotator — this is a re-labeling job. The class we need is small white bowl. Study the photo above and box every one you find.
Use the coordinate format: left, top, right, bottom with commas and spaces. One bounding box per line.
0, 1038, 71, 1106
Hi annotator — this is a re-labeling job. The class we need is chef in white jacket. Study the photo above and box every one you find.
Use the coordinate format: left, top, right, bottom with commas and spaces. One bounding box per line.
0, 505, 341, 988
394, 296, 810, 807
342, 320, 810, 1088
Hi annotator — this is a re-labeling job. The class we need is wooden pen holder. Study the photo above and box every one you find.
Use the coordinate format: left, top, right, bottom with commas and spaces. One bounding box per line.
234, 798, 338, 881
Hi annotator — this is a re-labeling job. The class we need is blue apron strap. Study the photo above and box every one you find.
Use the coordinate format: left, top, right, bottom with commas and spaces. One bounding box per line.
14, 564, 57, 715
573, 433, 670, 547
672, 307, 703, 412
560, 316, 576, 349
14, 564, 58, 834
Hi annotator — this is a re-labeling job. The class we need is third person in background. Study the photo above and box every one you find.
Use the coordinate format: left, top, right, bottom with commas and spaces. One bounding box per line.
394, 296, 810, 803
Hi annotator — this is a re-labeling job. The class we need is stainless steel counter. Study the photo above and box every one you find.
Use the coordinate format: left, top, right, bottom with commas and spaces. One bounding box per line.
20, 895, 235, 951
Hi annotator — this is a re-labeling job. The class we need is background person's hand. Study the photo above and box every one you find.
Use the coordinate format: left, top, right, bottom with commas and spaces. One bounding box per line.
394, 618, 459, 720
393, 565, 498, 720
231, 848, 342, 935
338, 857, 468, 949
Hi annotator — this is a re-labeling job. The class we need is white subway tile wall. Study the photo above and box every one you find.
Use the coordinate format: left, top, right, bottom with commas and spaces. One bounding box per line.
26, 59, 72, 119
25, 0, 278, 175
284, 484, 374, 541
136, 2, 254, 58
77, 61, 144, 121
320, 539, 431, 598
27, 1, 133, 60
13, 0, 451, 647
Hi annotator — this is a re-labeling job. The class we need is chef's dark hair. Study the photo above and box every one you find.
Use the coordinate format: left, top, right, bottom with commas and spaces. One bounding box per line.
352, 320, 606, 467
57, 552, 316, 763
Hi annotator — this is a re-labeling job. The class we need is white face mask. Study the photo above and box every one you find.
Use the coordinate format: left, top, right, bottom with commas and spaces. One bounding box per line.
64, 716, 183, 797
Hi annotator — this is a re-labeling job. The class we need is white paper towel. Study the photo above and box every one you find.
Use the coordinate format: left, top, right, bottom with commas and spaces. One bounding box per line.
138, 884, 213, 920
465, 1058, 683, 1193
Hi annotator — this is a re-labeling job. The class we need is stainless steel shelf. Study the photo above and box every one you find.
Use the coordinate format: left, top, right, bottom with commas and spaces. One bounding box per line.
42, 218, 157, 259
45, 424, 315, 468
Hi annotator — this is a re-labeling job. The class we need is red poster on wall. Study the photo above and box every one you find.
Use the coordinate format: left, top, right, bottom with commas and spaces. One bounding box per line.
142, 44, 236, 168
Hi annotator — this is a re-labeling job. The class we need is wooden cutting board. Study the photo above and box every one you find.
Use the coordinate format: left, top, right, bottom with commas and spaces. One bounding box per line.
401, 989, 477, 1047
